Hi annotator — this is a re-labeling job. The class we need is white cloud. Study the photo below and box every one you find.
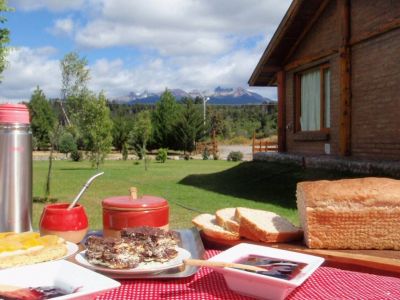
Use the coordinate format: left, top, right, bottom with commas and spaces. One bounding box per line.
0, 47, 61, 103
48, 17, 75, 36
89, 44, 278, 99
75, 0, 291, 57
1, 0, 291, 102
0, 43, 277, 103
8, 0, 85, 12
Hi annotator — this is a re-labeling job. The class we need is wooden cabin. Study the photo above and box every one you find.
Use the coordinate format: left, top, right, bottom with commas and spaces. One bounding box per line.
249, 0, 400, 160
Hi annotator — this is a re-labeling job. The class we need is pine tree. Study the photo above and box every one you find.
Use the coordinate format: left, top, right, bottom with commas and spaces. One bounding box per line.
151, 89, 180, 149
28, 87, 56, 150
175, 98, 204, 153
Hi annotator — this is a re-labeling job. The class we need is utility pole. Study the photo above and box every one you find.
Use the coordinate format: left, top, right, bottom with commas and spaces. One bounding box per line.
203, 96, 210, 127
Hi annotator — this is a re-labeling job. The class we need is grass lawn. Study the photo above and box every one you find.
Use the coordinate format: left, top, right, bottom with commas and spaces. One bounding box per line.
33, 159, 364, 230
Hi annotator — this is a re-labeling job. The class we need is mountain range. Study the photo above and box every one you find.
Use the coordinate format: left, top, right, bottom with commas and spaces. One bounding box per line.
113, 87, 275, 105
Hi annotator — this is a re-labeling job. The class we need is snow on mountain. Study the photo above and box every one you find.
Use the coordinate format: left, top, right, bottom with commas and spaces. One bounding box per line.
113, 87, 275, 105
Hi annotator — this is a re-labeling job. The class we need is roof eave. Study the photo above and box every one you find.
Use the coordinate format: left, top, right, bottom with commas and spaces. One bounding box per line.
248, 0, 303, 87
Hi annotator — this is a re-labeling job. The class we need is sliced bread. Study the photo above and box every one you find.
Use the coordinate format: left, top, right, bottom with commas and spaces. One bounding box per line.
215, 208, 240, 233
192, 214, 240, 241
235, 207, 303, 243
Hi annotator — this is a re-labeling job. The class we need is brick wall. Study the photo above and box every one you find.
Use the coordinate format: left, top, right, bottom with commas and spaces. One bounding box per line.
283, 0, 400, 160
285, 0, 340, 155
351, 29, 400, 160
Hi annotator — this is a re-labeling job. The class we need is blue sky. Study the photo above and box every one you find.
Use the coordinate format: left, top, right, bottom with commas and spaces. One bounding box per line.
1, 0, 291, 102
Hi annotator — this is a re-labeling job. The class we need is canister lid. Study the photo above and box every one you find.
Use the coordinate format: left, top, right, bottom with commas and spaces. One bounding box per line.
102, 195, 168, 210
0, 104, 30, 124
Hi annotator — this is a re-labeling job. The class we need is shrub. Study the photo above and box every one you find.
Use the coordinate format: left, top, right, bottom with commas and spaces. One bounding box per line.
202, 148, 210, 160
227, 151, 243, 162
122, 143, 128, 161
33, 196, 58, 203
58, 132, 77, 156
70, 149, 82, 162
156, 148, 168, 163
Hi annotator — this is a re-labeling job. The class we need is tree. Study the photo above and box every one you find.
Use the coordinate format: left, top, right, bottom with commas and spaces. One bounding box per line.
60, 52, 90, 126
28, 87, 56, 150
60, 52, 90, 100
0, 0, 12, 81
151, 89, 180, 149
175, 98, 204, 153
112, 113, 134, 154
44, 123, 61, 200
129, 110, 152, 170
80, 92, 113, 169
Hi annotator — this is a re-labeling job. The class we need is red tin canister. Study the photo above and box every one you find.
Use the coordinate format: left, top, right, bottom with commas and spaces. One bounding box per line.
102, 187, 169, 237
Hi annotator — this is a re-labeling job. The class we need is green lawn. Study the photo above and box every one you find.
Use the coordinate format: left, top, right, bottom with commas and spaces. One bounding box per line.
32, 159, 364, 230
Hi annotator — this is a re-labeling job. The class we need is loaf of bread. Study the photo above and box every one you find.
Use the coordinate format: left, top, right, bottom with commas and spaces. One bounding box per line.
296, 177, 400, 250
0, 232, 67, 268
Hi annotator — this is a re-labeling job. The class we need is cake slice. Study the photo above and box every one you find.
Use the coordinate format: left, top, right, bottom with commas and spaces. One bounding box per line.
235, 207, 303, 243
85, 235, 141, 269
192, 214, 240, 241
121, 226, 179, 262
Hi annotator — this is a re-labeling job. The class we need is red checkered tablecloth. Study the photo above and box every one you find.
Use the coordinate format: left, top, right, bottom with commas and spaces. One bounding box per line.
96, 250, 400, 300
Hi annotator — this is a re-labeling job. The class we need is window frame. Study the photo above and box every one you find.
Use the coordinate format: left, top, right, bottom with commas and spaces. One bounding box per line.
294, 64, 330, 133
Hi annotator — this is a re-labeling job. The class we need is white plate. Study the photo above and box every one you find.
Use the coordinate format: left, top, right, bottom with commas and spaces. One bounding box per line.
61, 242, 79, 260
75, 247, 191, 274
0, 260, 120, 299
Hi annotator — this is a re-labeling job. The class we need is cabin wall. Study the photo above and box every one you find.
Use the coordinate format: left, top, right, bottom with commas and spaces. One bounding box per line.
284, 0, 340, 155
282, 0, 400, 160
351, 32, 400, 160
351, 0, 400, 160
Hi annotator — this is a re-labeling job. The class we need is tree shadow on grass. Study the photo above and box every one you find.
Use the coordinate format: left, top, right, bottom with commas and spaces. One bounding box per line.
59, 168, 95, 171
179, 161, 364, 209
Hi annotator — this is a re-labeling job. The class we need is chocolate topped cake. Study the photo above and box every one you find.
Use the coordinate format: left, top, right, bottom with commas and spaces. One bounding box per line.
85, 226, 180, 269
85, 236, 141, 269
121, 226, 179, 262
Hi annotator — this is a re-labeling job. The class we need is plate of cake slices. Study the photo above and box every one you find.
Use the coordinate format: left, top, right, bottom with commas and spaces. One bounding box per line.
75, 226, 192, 275
75, 246, 191, 274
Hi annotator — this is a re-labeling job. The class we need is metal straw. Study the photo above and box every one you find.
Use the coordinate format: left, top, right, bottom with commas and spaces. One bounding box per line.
67, 172, 104, 210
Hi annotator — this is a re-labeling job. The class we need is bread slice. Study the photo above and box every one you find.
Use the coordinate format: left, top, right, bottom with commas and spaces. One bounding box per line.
192, 214, 240, 241
215, 208, 240, 233
215, 207, 261, 241
235, 207, 303, 243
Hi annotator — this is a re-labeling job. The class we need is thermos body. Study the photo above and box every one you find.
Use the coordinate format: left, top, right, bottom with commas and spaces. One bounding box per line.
0, 124, 33, 232
0, 104, 33, 232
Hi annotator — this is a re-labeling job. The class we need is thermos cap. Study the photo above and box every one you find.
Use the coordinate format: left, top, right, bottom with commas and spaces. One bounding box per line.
0, 104, 30, 124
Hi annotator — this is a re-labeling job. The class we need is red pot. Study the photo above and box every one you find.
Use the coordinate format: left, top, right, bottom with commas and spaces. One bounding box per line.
102, 189, 169, 237
39, 203, 89, 243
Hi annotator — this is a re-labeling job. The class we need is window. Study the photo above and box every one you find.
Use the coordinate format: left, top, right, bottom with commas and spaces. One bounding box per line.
295, 65, 330, 132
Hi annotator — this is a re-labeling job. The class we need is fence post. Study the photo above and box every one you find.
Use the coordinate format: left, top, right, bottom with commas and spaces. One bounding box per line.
252, 132, 256, 158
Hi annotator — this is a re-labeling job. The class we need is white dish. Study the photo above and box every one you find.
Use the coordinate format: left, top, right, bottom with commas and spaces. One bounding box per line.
0, 259, 120, 299
208, 243, 324, 300
61, 242, 79, 260
75, 246, 191, 274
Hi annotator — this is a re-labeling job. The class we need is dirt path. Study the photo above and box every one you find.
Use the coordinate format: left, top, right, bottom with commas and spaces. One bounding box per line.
218, 144, 252, 161
33, 144, 253, 161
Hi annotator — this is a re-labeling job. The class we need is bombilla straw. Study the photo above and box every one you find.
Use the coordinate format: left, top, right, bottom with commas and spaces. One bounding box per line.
67, 172, 104, 210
